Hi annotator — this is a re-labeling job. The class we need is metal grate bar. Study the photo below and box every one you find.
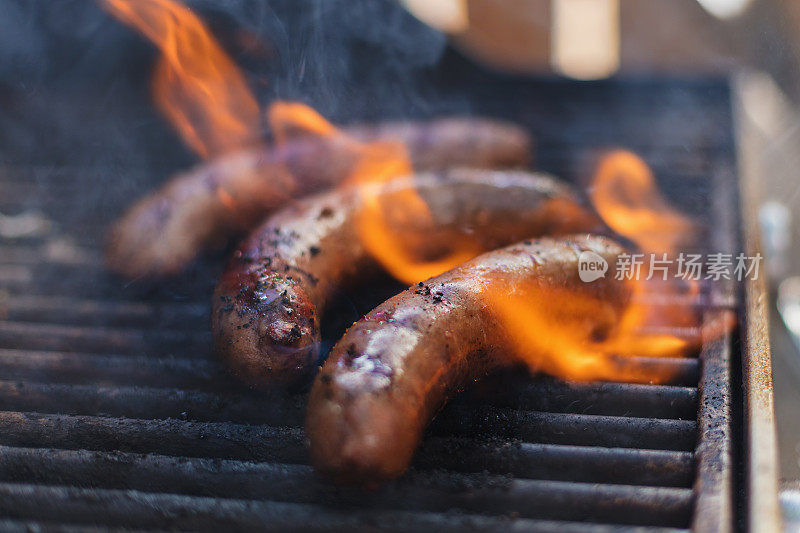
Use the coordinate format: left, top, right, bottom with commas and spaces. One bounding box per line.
0, 411, 694, 484
0, 348, 696, 403
0, 322, 211, 356
415, 439, 694, 486
0, 349, 697, 416
0, 296, 208, 328
432, 405, 697, 450
0, 382, 695, 451
0, 447, 695, 523
0, 483, 691, 532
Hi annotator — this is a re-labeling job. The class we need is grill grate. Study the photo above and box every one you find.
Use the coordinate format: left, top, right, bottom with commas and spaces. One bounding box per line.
0, 73, 738, 531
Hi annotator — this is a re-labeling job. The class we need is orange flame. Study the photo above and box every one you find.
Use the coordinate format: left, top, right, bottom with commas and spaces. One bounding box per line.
100, 0, 261, 158
591, 149, 702, 353
265, 102, 483, 284
590, 149, 693, 252
267, 102, 337, 144
345, 141, 484, 284
485, 150, 713, 384
484, 284, 674, 384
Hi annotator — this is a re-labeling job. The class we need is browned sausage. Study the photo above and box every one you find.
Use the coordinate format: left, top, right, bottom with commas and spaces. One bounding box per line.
106, 117, 532, 279
306, 235, 629, 484
212, 169, 603, 390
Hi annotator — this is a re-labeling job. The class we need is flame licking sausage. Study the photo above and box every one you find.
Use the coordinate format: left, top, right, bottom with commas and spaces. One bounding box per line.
106, 118, 532, 279
212, 169, 602, 389
306, 235, 629, 484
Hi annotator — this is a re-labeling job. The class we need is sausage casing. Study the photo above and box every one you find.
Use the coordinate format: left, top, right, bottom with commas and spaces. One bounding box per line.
212, 169, 602, 389
306, 234, 629, 484
107, 118, 532, 279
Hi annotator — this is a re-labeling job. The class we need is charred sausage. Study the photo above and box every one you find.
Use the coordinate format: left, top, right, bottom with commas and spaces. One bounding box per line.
107, 117, 532, 279
306, 235, 628, 484
212, 169, 603, 389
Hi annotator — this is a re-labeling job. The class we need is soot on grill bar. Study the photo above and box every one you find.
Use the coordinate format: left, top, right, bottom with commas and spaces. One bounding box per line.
1, 0, 797, 530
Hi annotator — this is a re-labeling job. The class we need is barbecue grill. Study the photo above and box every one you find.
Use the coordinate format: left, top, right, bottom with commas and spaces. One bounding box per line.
0, 8, 780, 530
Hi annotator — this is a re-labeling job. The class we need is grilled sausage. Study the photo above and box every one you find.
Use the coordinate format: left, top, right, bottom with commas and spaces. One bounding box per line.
306, 235, 629, 484
212, 169, 603, 390
106, 117, 532, 279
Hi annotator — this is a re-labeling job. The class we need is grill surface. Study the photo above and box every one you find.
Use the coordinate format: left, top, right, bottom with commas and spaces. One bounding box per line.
0, 53, 739, 530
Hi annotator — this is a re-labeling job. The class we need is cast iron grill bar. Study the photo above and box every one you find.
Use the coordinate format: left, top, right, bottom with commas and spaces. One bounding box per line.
0, 441, 694, 487
0, 275, 215, 300
0, 520, 114, 532
0, 349, 697, 417
415, 439, 694, 486
0, 350, 230, 389
0, 321, 212, 355
431, 405, 696, 450
0, 447, 694, 523
0, 296, 208, 328
466, 374, 698, 418
0, 244, 102, 266
691, 314, 734, 531
0, 483, 691, 532
0, 254, 724, 295
690, 160, 738, 532
0, 412, 310, 464
0, 381, 697, 449
0, 232, 100, 249
0, 320, 702, 378
0, 411, 692, 476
